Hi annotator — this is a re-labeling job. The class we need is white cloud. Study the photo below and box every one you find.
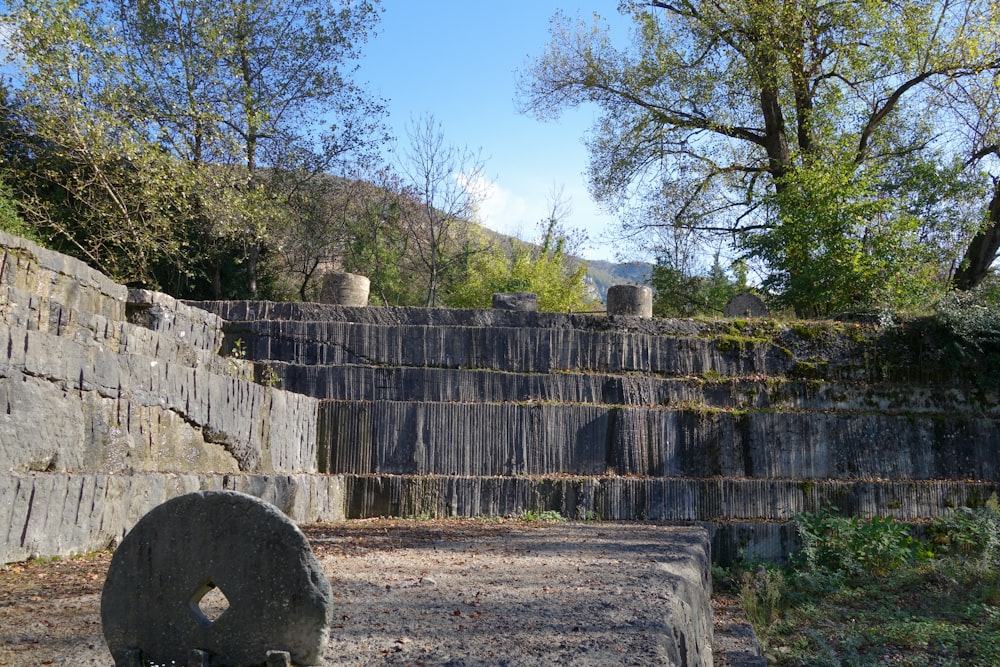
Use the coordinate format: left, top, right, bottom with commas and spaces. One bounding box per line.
459, 174, 624, 261
476, 181, 533, 239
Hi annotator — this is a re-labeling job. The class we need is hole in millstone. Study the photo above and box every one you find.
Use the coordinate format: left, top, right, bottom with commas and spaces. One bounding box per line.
188, 581, 231, 626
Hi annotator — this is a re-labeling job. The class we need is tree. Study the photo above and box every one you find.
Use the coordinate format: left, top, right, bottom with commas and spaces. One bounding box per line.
445, 194, 595, 312
1, 0, 384, 297
939, 68, 1000, 290
118, 0, 384, 297
339, 169, 425, 306
0, 177, 38, 242
398, 114, 489, 307
269, 164, 422, 305
0, 2, 198, 285
519, 0, 1000, 315
652, 252, 746, 317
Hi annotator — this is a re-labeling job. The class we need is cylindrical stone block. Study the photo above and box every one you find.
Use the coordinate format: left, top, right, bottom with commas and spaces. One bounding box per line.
606, 284, 653, 318
320, 272, 370, 307
492, 292, 538, 312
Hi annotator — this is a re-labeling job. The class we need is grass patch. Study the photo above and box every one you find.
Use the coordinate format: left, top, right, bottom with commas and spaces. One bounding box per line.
726, 501, 1000, 666
518, 509, 567, 522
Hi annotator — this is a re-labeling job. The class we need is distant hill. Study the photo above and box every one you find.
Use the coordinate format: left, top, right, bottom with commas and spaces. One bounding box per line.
583, 259, 652, 304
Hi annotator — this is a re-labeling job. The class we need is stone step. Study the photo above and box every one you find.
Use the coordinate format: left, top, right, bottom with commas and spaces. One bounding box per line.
317, 399, 1000, 480
190, 300, 711, 333
202, 302, 972, 388
125, 289, 227, 356
224, 318, 800, 376
7, 471, 994, 566
341, 474, 1000, 564
0, 471, 346, 564
1, 239, 229, 368
1, 231, 126, 324
270, 361, 997, 416
342, 474, 1000, 522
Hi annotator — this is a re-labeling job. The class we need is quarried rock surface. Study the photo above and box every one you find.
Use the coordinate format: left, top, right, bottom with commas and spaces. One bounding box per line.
0, 232, 319, 479
195, 299, 1000, 563
3, 228, 999, 572
1, 471, 345, 563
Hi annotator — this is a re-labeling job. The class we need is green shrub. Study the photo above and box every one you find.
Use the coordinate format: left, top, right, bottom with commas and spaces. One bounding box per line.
519, 509, 566, 522
796, 508, 932, 578
928, 495, 1000, 565
735, 564, 788, 632
0, 181, 42, 243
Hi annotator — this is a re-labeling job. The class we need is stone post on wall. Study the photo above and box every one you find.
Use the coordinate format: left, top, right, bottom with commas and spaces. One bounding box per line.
320, 272, 370, 307
606, 285, 653, 318
492, 292, 538, 312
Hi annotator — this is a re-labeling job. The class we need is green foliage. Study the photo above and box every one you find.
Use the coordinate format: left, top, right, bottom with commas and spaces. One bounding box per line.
735, 564, 788, 633
651, 252, 747, 317
745, 159, 943, 317
880, 287, 1000, 391
739, 508, 1000, 665
445, 220, 595, 313
795, 508, 933, 578
0, 0, 384, 298
928, 495, 1000, 564
933, 289, 1000, 356
0, 1, 199, 286
0, 179, 40, 243
518, 509, 566, 522
519, 0, 1000, 317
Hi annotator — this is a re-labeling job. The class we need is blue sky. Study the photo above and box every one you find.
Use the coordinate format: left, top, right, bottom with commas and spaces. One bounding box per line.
356, 1, 632, 261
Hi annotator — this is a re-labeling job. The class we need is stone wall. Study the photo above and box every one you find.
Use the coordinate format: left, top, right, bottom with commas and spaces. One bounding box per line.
197, 299, 1000, 562
2, 472, 344, 562
0, 232, 332, 562
315, 401, 1000, 479
3, 230, 1000, 565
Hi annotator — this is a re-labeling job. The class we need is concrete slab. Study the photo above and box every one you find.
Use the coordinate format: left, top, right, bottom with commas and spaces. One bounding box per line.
313, 521, 713, 667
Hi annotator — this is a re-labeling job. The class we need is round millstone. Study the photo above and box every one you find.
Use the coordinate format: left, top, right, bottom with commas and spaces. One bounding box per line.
101, 490, 333, 667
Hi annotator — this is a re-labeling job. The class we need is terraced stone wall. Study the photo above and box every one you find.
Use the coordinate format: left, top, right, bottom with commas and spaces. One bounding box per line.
199, 300, 1000, 562
4, 227, 999, 566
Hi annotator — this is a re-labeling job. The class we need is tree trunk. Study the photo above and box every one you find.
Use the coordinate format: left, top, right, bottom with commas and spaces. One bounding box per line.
211, 257, 223, 300
952, 179, 1000, 291
247, 243, 260, 299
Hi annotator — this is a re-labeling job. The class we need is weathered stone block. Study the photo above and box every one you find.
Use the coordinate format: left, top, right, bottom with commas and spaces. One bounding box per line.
1, 472, 347, 564
101, 490, 333, 667
320, 272, 370, 306
492, 292, 538, 311
724, 293, 769, 318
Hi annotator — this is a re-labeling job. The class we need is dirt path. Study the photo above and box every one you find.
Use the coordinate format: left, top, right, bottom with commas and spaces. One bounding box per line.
0, 519, 761, 666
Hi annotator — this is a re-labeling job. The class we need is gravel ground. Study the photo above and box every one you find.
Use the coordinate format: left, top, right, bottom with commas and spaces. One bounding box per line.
0, 519, 762, 666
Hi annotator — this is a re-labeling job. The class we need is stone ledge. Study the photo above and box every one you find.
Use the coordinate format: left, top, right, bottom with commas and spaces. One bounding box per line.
0, 472, 346, 564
